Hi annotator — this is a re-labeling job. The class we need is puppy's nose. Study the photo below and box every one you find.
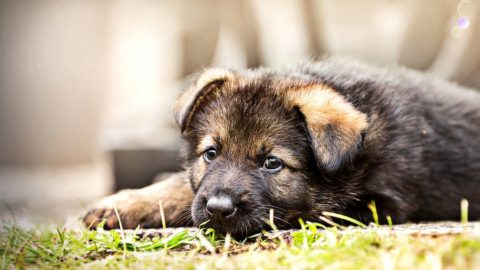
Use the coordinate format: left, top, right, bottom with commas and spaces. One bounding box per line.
206, 196, 235, 219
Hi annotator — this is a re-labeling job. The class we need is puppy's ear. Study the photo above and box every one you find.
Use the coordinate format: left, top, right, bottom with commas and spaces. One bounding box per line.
288, 85, 368, 171
174, 69, 234, 133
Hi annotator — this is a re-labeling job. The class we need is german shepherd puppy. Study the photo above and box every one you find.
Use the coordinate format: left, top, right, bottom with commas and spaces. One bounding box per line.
83, 58, 480, 237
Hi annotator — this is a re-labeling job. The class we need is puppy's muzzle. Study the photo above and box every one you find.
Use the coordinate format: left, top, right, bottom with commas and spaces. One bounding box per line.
206, 196, 236, 221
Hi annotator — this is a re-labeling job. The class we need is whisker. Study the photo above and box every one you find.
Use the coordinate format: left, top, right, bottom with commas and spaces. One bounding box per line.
258, 214, 291, 227
174, 212, 193, 226
240, 222, 245, 238
253, 217, 264, 230
274, 216, 292, 226
175, 213, 189, 222
256, 207, 287, 216
262, 204, 288, 212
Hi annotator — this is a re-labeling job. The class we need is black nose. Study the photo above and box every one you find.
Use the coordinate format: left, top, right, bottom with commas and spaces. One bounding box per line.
206, 196, 235, 219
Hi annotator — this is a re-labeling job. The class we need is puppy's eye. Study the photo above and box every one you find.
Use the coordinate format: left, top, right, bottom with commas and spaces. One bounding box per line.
203, 148, 217, 163
263, 156, 283, 172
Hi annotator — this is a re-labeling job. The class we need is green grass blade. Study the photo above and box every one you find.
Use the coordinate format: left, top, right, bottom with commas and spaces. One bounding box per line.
386, 216, 393, 228
368, 201, 379, 225
322, 212, 368, 228
461, 199, 469, 224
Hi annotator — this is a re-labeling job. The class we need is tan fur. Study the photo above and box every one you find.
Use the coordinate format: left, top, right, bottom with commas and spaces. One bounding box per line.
196, 68, 235, 89
270, 147, 302, 169
82, 172, 194, 229
174, 68, 235, 132
189, 159, 207, 190
197, 136, 216, 154
287, 85, 368, 169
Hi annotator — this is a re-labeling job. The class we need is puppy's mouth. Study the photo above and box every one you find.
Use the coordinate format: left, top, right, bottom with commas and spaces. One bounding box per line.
196, 216, 269, 239
191, 196, 271, 238
201, 217, 265, 238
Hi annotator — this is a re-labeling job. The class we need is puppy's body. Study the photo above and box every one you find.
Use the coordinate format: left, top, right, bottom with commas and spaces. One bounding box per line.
296, 59, 480, 222
84, 58, 480, 236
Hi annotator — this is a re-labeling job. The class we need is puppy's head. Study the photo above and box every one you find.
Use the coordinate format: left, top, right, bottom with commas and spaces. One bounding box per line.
174, 68, 368, 237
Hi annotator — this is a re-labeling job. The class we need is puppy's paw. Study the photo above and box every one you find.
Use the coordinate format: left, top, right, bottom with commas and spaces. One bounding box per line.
82, 190, 160, 230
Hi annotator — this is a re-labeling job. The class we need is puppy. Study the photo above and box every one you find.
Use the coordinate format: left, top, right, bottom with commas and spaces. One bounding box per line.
83, 58, 480, 237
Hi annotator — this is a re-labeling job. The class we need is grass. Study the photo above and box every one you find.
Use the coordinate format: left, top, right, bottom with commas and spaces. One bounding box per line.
0, 201, 479, 269
2, 218, 480, 269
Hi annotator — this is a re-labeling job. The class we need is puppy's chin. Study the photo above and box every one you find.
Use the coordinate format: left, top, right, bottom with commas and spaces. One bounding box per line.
194, 215, 266, 239
192, 203, 267, 238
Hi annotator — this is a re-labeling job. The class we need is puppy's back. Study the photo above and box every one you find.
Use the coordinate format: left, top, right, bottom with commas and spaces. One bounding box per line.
295, 58, 480, 221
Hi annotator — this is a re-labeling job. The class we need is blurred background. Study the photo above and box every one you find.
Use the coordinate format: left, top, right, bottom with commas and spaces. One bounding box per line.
0, 0, 479, 227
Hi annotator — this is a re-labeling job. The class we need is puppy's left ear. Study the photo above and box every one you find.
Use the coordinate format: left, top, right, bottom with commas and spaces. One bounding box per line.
174, 69, 235, 133
288, 85, 368, 171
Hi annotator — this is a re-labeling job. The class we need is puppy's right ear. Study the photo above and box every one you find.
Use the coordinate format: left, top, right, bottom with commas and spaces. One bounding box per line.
174, 69, 234, 133
287, 85, 368, 172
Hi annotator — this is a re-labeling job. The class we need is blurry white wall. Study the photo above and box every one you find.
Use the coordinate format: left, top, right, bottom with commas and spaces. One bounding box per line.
0, 0, 112, 225
0, 0, 109, 165
1, 0, 479, 167
0, 0, 479, 224
103, 1, 183, 151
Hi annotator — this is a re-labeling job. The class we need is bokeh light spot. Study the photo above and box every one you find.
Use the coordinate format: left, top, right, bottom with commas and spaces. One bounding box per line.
457, 17, 470, 29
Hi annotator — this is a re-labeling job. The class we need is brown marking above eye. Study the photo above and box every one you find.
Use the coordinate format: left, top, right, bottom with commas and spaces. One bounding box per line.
256, 144, 302, 170
196, 136, 217, 156
270, 147, 302, 169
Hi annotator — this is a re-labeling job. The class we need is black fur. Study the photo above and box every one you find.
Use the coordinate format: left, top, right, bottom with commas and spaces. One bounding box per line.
180, 57, 480, 236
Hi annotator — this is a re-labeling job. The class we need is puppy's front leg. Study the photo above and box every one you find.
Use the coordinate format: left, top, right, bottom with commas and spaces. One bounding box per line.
83, 172, 194, 229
